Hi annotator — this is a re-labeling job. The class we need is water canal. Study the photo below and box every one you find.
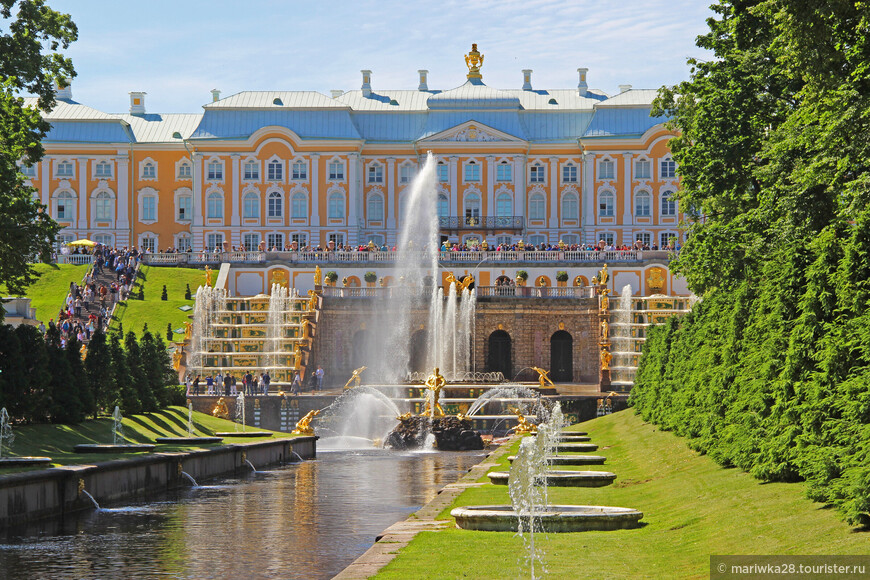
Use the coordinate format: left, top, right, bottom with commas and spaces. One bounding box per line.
0, 448, 485, 579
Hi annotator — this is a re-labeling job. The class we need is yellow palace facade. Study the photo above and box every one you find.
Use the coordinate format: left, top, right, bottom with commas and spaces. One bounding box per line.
22, 45, 682, 255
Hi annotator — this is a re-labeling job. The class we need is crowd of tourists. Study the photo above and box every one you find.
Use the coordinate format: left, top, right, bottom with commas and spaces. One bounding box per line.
186, 366, 325, 397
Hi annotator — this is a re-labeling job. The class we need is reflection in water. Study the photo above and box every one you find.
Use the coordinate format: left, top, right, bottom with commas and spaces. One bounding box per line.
0, 449, 483, 580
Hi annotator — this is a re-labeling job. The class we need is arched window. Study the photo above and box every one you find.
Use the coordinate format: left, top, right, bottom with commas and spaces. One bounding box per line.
207, 160, 222, 180
496, 192, 512, 217
496, 160, 512, 182
95, 161, 112, 178
141, 162, 156, 179
599, 159, 614, 180
267, 191, 283, 218
267, 160, 283, 181
437, 193, 449, 217
635, 159, 651, 179
328, 192, 345, 218
55, 191, 75, 220
464, 192, 481, 218
661, 190, 677, 216
243, 192, 259, 218
367, 163, 383, 184
244, 160, 259, 180
464, 160, 480, 182
635, 190, 651, 217
529, 193, 546, 220
291, 192, 307, 218
95, 191, 114, 220
292, 161, 307, 180
599, 191, 614, 217
367, 193, 384, 221
177, 162, 192, 179
207, 192, 223, 218
436, 162, 448, 183
561, 192, 579, 220
530, 163, 545, 183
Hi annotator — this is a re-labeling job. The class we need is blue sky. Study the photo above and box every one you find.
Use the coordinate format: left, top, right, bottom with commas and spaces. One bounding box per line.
52, 0, 715, 113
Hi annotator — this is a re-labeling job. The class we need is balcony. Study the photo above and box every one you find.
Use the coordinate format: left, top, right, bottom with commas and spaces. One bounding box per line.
439, 216, 524, 231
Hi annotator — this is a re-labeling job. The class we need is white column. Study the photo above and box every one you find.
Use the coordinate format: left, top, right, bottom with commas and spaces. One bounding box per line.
548, 156, 559, 230
485, 155, 495, 218
77, 158, 88, 231
622, 152, 633, 226
230, 154, 240, 231
116, 156, 129, 231
386, 157, 396, 230
40, 157, 50, 206
310, 153, 320, 228
582, 153, 595, 239
449, 156, 458, 218
347, 153, 359, 245
513, 155, 525, 222
191, 154, 203, 250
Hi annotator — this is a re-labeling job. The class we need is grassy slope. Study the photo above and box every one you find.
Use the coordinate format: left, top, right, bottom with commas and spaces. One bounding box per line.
376, 410, 869, 580
1, 263, 90, 324
110, 265, 210, 338
2, 406, 293, 471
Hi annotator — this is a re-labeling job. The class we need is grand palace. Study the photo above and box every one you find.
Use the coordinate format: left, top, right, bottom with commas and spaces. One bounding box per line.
23, 45, 682, 272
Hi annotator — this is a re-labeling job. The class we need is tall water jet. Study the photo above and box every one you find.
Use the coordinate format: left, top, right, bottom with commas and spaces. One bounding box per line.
235, 392, 246, 432
112, 406, 124, 445
187, 401, 195, 437
0, 408, 14, 458
610, 285, 636, 388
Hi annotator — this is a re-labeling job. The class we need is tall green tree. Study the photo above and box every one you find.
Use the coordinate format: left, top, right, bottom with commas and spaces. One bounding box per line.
0, 1, 77, 304
124, 331, 151, 414
107, 331, 136, 414
14, 324, 49, 422
84, 328, 112, 418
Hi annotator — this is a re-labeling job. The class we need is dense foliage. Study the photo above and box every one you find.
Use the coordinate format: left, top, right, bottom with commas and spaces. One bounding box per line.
634, 1, 870, 525
0, 326, 183, 423
0, 1, 76, 300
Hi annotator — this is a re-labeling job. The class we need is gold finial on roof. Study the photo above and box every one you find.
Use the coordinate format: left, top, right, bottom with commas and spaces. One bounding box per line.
465, 43, 484, 80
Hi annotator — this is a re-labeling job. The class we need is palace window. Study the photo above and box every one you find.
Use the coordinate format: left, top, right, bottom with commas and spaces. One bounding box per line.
367, 193, 384, 221
57, 160, 74, 177
635, 159, 651, 179
562, 164, 577, 183
661, 159, 676, 179
141, 236, 156, 253
529, 193, 546, 220
529, 163, 545, 183
19, 163, 36, 177
660, 231, 679, 248
329, 160, 345, 181
437, 193, 449, 217
243, 233, 260, 251
328, 233, 345, 246
94, 233, 114, 247
178, 162, 192, 179
529, 234, 546, 246
95, 192, 113, 220
267, 233, 284, 250
464, 192, 481, 219
176, 235, 191, 252
244, 161, 259, 180
141, 162, 156, 179
562, 234, 579, 245
207, 192, 223, 218
464, 161, 480, 182
367, 164, 383, 184
267, 191, 283, 218
399, 163, 414, 184
561, 192, 579, 219
635, 191, 651, 217
598, 159, 614, 180
635, 233, 651, 247
496, 192, 513, 217
267, 160, 283, 181
177, 194, 192, 220
661, 190, 677, 216
599, 232, 615, 246
95, 161, 112, 178
207, 233, 224, 251
243, 192, 259, 218
55, 191, 75, 220
496, 161, 512, 182
599, 191, 614, 217
291, 233, 307, 247
292, 161, 307, 180
437, 162, 448, 183
207, 161, 223, 180
291, 192, 307, 219
328, 192, 345, 218
142, 194, 156, 221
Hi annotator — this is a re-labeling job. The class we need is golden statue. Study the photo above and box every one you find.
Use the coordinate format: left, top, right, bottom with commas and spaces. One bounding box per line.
459, 274, 474, 293
301, 319, 311, 340
314, 265, 322, 286
591, 275, 599, 286
600, 348, 612, 371
509, 407, 537, 435
172, 349, 182, 370
421, 367, 447, 418
183, 321, 192, 340
308, 290, 318, 311
531, 366, 555, 388
558, 239, 566, 250
600, 292, 609, 312
464, 43, 484, 80
212, 397, 229, 420
293, 344, 303, 370
598, 264, 609, 285
481, 239, 488, 251
517, 239, 525, 251
344, 366, 367, 390
396, 412, 413, 422
204, 265, 213, 286
647, 267, 666, 294
601, 319, 610, 340
270, 268, 288, 289
80, 343, 88, 360
292, 409, 321, 436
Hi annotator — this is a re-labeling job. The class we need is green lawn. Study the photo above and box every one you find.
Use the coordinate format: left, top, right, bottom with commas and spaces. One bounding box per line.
1, 405, 294, 471
1, 263, 91, 324
376, 410, 869, 580
110, 265, 211, 338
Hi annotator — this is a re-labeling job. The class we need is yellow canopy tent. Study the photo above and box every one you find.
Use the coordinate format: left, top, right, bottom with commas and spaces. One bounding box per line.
67, 239, 97, 247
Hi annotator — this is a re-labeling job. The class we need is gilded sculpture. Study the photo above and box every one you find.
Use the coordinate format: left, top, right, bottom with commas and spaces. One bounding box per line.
600, 348, 613, 371
293, 344, 303, 370
204, 265, 213, 286
530, 366, 555, 388
212, 397, 229, 420
601, 319, 610, 340
420, 367, 447, 418
600, 291, 609, 312
314, 265, 322, 286
344, 366, 367, 390
464, 43, 484, 79
396, 412, 413, 422
292, 409, 321, 436
509, 407, 537, 435
598, 264, 609, 285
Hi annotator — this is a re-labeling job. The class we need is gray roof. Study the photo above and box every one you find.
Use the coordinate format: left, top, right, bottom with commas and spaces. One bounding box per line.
119, 113, 202, 142
205, 91, 346, 110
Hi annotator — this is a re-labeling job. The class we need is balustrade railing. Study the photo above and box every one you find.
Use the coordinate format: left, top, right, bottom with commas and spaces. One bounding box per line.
55, 254, 95, 265
320, 285, 596, 299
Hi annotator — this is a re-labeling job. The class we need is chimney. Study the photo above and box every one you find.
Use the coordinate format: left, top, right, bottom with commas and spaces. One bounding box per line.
418, 70, 429, 91
211, 89, 221, 102
330, 90, 344, 98
55, 80, 72, 100
577, 68, 588, 97
619, 84, 632, 93
361, 70, 372, 97
129, 91, 146, 115
522, 69, 533, 91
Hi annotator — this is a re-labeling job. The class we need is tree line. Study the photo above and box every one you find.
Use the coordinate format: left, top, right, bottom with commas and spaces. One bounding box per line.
0, 324, 183, 424
633, 1, 870, 526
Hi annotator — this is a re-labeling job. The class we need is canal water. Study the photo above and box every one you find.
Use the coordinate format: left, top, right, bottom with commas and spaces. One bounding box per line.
0, 448, 484, 579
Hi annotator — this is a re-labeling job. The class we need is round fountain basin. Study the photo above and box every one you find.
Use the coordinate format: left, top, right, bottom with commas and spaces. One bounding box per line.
73, 444, 156, 453
487, 470, 616, 487
508, 455, 606, 466
451, 505, 643, 532
155, 437, 223, 444
557, 443, 598, 453
214, 431, 272, 438
0, 457, 52, 467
